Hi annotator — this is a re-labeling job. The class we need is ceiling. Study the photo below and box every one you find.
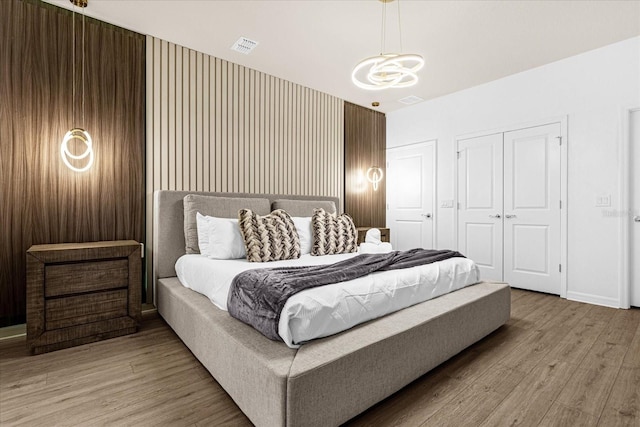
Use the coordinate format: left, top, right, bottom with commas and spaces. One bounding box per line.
43, 0, 640, 113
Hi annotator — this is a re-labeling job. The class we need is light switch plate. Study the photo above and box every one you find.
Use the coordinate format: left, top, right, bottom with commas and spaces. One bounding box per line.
440, 200, 454, 208
595, 195, 611, 207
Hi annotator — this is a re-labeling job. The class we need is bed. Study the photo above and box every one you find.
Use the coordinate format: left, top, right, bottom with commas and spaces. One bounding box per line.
153, 190, 511, 427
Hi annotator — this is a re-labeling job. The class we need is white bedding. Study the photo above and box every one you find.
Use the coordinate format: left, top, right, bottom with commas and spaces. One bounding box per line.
176, 253, 480, 347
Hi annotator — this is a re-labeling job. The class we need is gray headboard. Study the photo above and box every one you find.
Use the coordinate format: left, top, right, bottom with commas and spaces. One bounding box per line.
153, 190, 341, 283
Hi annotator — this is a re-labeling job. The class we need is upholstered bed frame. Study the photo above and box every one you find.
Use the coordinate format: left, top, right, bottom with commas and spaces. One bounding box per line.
153, 190, 511, 427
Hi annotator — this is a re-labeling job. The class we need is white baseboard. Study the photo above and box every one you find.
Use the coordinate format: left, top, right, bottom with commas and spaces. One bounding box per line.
566, 291, 620, 309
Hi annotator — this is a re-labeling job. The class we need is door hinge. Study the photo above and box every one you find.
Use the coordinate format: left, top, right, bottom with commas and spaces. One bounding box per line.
457, 151, 461, 159
559, 264, 562, 273
556, 136, 562, 146
386, 203, 389, 210
559, 200, 562, 209
457, 202, 461, 210
140, 243, 145, 258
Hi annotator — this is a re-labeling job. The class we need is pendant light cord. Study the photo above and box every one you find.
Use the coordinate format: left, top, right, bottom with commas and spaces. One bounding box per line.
72, 3, 75, 127
82, 5, 85, 129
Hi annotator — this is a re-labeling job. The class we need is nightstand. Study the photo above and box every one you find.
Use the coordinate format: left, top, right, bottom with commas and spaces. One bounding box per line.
26, 240, 142, 355
356, 227, 390, 245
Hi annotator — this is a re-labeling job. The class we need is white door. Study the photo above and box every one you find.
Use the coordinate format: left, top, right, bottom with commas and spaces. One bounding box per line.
386, 141, 436, 251
503, 124, 562, 294
457, 133, 504, 282
631, 110, 640, 307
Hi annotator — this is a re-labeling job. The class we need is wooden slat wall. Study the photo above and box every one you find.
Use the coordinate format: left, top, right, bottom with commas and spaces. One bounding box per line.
145, 36, 344, 300
0, 0, 145, 327
344, 102, 386, 228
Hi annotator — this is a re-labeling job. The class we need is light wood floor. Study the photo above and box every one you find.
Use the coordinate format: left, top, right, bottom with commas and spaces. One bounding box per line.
1, 289, 639, 426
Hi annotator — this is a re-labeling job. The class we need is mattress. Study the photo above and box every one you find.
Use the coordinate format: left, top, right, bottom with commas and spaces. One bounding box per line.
176, 253, 481, 347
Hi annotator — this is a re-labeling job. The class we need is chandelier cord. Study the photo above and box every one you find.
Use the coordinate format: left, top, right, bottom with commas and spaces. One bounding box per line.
380, 1, 386, 55
397, 0, 403, 52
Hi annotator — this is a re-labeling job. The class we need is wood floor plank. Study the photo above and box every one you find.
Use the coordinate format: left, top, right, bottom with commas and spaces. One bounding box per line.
584, 304, 620, 324
599, 308, 640, 345
597, 366, 640, 426
421, 382, 505, 427
495, 301, 590, 374
555, 365, 619, 417
345, 367, 466, 427
422, 364, 526, 426
508, 291, 550, 325
1, 292, 639, 426
581, 340, 629, 370
623, 317, 640, 368
541, 319, 606, 366
479, 361, 577, 427
538, 402, 598, 427
473, 363, 527, 396
497, 327, 571, 374
512, 294, 568, 331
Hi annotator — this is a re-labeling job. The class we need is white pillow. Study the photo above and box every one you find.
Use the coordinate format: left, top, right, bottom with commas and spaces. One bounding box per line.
196, 212, 246, 259
292, 217, 313, 255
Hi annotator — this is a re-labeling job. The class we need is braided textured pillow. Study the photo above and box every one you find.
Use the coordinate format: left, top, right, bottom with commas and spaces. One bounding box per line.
311, 208, 358, 256
238, 209, 301, 262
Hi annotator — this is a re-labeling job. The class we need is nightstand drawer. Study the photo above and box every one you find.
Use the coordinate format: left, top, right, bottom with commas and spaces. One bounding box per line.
45, 289, 129, 330
45, 259, 129, 297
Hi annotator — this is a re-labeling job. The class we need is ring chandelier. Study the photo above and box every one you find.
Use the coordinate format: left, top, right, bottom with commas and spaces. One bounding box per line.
352, 0, 424, 90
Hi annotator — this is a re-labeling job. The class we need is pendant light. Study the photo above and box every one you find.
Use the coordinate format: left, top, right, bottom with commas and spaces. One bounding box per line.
61, 0, 93, 172
352, 0, 424, 90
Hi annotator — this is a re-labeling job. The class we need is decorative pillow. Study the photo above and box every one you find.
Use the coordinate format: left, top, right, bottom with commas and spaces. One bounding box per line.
238, 209, 301, 262
311, 208, 358, 256
183, 194, 270, 254
292, 217, 313, 255
272, 199, 337, 217
196, 213, 246, 259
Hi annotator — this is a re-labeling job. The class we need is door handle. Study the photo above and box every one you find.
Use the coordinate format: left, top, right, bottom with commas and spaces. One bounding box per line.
505, 214, 517, 219
635, 215, 640, 222
489, 214, 501, 219
422, 213, 432, 219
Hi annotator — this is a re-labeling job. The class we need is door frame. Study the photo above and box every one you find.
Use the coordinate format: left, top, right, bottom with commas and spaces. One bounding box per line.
619, 106, 640, 309
386, 139, 437, 249
453, 116, 568, 297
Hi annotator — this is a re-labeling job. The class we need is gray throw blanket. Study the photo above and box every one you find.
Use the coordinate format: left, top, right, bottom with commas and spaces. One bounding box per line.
227, 248, 465, 341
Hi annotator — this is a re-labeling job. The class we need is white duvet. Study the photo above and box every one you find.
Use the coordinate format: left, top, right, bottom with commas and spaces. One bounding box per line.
175, 253, 480, 348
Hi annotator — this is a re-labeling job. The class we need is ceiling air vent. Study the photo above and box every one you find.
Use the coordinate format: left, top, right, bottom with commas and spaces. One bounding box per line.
231, 37, 258, 55
398, 95, 424, 105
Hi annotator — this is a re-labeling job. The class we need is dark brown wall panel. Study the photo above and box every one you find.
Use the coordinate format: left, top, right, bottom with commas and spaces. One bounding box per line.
344, 102, 386, 228
0, 0, 145, 327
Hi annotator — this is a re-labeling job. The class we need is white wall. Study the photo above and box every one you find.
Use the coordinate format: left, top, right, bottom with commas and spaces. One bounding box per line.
387, 36, 640, 307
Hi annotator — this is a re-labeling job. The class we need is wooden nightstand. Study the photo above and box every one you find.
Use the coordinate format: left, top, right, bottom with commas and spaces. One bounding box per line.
356, 227, 390, 245
26, 240, 142, 355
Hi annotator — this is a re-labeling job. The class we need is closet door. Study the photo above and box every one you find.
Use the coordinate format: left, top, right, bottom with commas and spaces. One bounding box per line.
503, 123, 561, 294
457, 133, 504, 282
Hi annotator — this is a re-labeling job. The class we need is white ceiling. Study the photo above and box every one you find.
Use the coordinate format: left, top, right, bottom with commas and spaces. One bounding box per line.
43, 0, 640, 113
